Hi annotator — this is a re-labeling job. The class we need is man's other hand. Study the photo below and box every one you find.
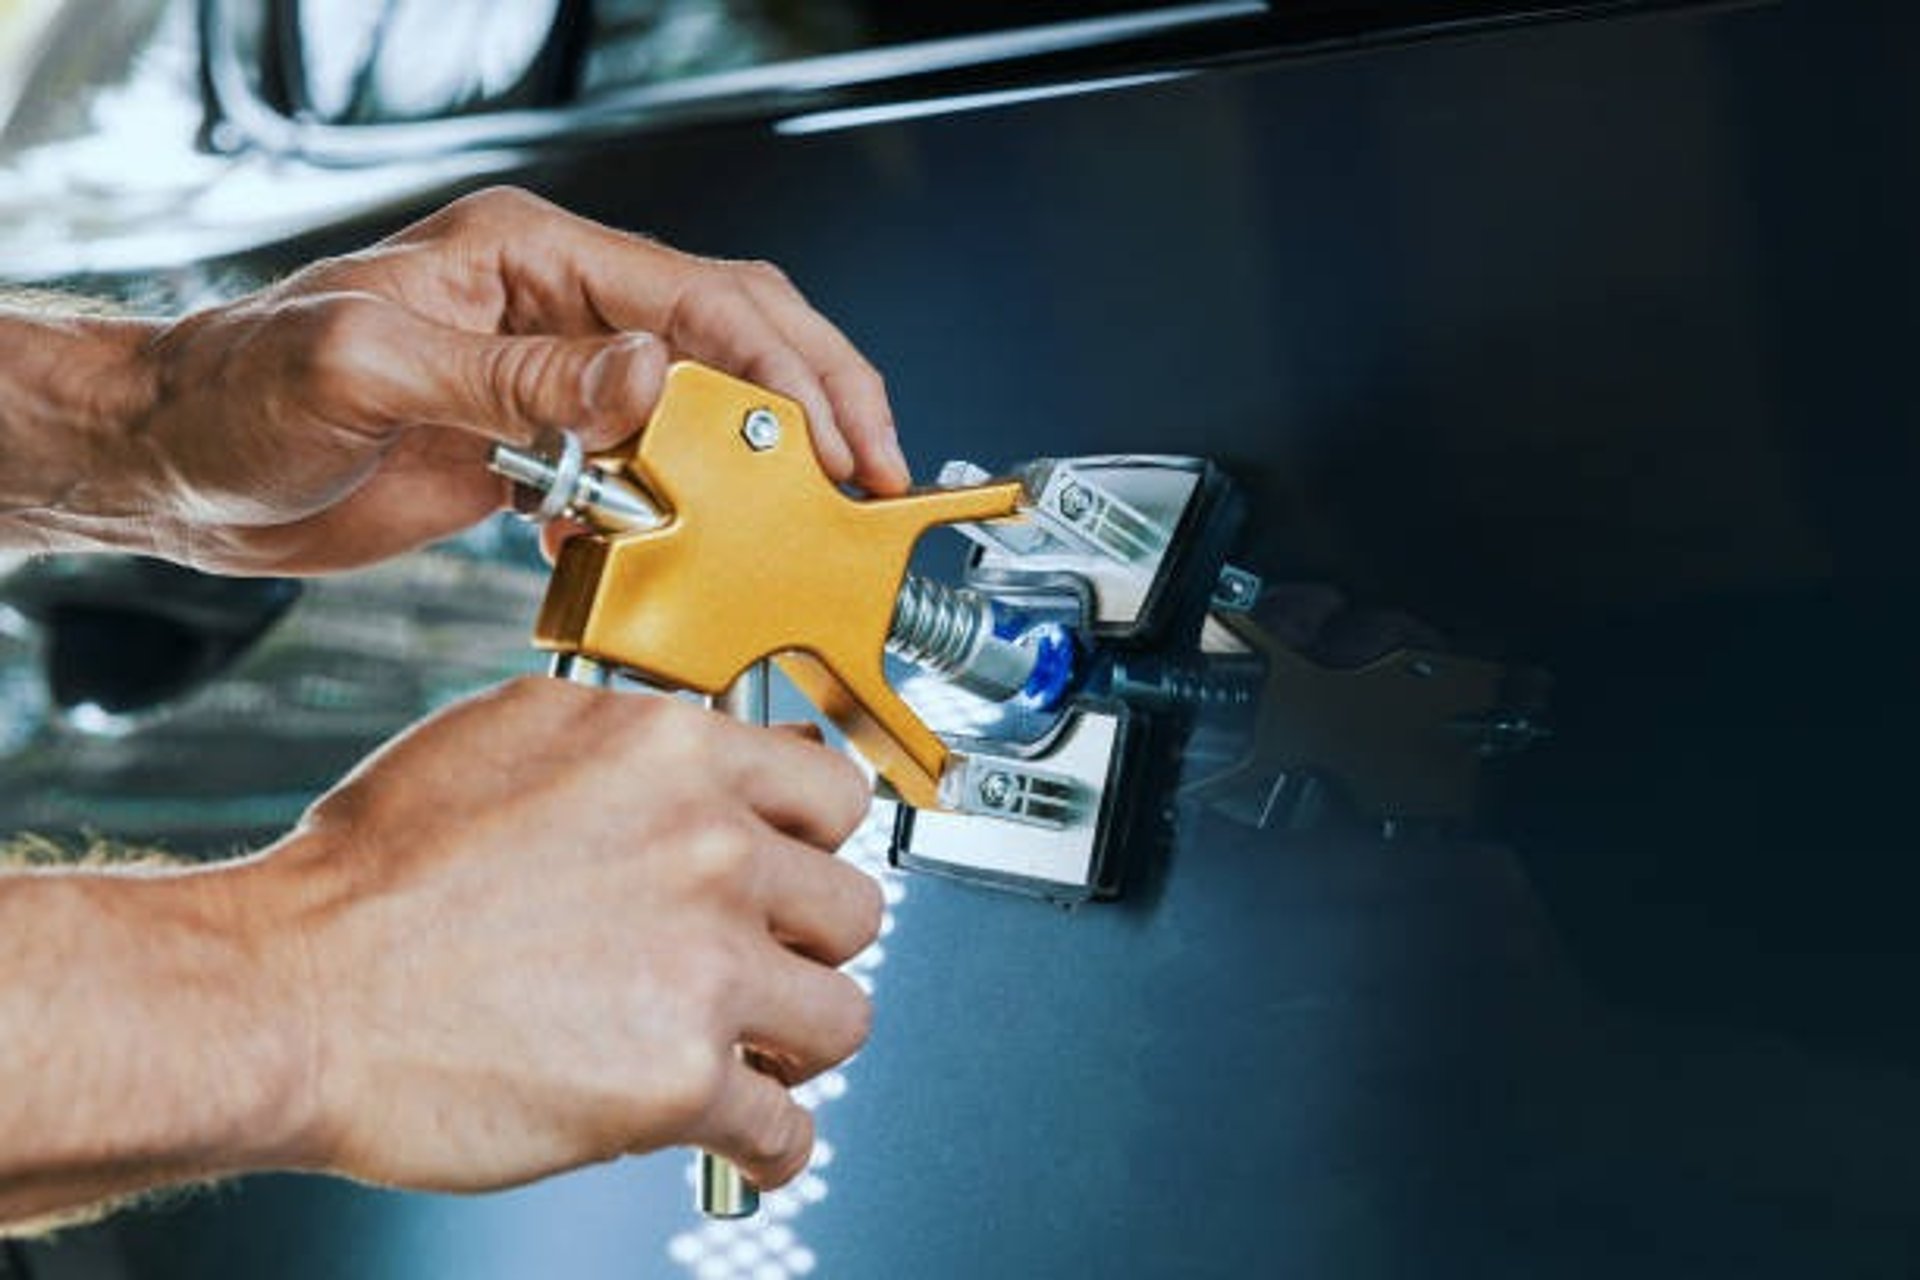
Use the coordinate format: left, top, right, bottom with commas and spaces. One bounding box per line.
126, 186, 906, 574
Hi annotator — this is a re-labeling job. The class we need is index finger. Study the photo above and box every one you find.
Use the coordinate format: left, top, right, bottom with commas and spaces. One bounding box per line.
418, 189, 904, 492
729, 260, 908, 494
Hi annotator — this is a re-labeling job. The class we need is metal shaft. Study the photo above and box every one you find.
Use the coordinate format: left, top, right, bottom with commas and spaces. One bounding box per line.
548, 652, 616, 685
547, 646, 763, 1218
492, 437, 664, 533
700, 660, 770, 1220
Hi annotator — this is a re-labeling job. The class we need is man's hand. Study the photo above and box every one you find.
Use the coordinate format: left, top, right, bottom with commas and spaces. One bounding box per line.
0, 678, 881, 1231
3, 186, 907, 574
269, 677, 882, 1192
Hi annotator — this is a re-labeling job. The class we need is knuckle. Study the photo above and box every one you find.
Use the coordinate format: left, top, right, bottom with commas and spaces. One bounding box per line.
444, 184, 546, 233
678, 812, 756, 889
671, 269, 752, 333
619, 696, 713, 768
278, 254, 360, 294
736, 257, 794, 291
647, 1037, 729, 1133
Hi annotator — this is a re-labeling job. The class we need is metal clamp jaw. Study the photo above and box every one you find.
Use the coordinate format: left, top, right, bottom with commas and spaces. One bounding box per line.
889, 452, 1253, 902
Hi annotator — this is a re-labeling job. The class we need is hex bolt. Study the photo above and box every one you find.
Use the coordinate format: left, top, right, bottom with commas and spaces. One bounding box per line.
1056, 482, 1094, 522
977, 771, 1014, 809
741, 408, 782, 452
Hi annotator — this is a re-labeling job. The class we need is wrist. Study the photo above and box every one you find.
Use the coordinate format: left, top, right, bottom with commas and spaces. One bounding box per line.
0, 855, 323, 1227
195, 840, 339, 1177
0, 307, 166, 553
229, 827, 363, 1178
103, 859, 324, 1179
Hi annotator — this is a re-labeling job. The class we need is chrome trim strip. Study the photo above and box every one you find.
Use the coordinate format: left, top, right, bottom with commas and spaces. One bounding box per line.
200, 0, 1264, 166
773, 72, 1188, 136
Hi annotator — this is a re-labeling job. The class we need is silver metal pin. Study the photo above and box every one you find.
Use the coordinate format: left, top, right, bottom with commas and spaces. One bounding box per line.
699, 659, 771, 1220
490, 435, 665, 534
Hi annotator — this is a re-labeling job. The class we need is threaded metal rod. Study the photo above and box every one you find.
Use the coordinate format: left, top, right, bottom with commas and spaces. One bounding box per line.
885, 577, 1039, 702
1098, 652, 1266, 715
885, 576, 983, 673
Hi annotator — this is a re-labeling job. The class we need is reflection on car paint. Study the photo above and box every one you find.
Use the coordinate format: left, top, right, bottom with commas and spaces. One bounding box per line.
667, 807, 901, 1280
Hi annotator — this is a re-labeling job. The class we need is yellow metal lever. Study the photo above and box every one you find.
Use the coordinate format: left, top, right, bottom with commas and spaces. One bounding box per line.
534, 361, 1024, 807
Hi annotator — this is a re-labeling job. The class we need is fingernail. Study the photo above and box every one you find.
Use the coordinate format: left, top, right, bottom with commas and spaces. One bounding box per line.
582, 333, 658, 416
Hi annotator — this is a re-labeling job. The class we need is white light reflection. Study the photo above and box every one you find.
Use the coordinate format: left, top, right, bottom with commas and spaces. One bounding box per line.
895, 668, 1015, 737
664, 807, 893, 1279
62, 702, 139, 739
664, 671, 1021, 1277
776, 71, 1187, 137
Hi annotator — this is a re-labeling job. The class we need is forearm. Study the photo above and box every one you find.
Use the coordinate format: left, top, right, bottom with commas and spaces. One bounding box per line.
0, 861, 312, 1234
0, 303, 164, 556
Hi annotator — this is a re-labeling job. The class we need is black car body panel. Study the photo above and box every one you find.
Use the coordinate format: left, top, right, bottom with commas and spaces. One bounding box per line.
11, 1, 1920, 1276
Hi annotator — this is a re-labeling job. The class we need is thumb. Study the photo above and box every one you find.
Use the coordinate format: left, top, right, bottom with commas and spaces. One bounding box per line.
410, 324, 668, 451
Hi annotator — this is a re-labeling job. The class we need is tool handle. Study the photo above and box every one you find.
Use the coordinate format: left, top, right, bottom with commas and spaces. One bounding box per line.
698, 662, 770, 1219
547, 653, 762, 1218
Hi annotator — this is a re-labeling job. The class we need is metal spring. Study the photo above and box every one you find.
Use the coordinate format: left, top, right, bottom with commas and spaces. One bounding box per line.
886, 576, 992, 676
